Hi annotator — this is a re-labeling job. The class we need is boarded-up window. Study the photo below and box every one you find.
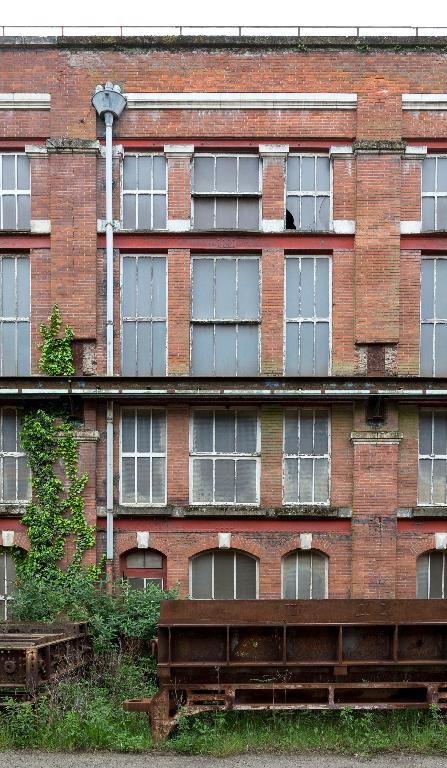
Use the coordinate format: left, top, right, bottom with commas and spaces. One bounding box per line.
0, 407, 31, 502
417, 551, 447, 598
191, 256, 260, 375
420, 258, 447, 376
0, 256, 30, 375
282, 549, 328, 599
285, 256, 330, 376
120, 408, 166, 505
191, 409, 259, 504
190, 550, 257, 599
121, 255, 167, 375
122, 154, 167, 230
286, 155, 330, 231
418, 411, 447, 505
284, 409, 330, 504
193, 155, 260, 230
422, 156, 447, 231
122, 547, 166, 591
0, 154, 30, 230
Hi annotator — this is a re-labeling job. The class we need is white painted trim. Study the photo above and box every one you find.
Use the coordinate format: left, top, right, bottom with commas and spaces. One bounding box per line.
167, 218, 191, 232
403, 94, 447, 110
300, 533, 313, 550
259, 144, 289, 156
262, 218, 284, 232
400, 220, 422, 234
329, 145, 354, 157
405, 145, 427, 157
333, 219, 355, 234
137, 531, 150, 549
218, 532, 231, 549
435, 533, 447, 550
100, 144, 124, 158
127, 92, 358, 110
97, 218, 120, 233
25, 144, 48, 157
164, 144, 194, 155
0, 93, 51, 110
30, 219, 51, 234
1, 531, 14, 547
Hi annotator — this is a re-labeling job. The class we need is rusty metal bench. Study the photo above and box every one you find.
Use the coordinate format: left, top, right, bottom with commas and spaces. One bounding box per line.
124, 600, 447, 741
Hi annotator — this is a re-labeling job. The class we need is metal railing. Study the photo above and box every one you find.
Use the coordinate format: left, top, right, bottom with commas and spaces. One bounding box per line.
1, 26, 447, 38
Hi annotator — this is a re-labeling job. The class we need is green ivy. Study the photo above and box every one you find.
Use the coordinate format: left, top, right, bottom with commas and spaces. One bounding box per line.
14, 306, 98, 586
39, 305, 75, 376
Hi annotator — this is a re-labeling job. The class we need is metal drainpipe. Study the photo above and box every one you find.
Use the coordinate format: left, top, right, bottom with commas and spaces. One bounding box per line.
91, 83, 127, 565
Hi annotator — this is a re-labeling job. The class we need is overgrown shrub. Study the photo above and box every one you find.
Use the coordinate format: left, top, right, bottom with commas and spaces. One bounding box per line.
11, 571, 178, 652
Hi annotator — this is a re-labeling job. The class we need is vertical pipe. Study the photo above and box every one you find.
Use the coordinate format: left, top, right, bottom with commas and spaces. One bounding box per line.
106, 400, 114, 561
105, 111, 114, 377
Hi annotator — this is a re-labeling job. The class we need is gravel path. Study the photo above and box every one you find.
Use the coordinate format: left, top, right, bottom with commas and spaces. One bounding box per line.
1, 754, 447, 768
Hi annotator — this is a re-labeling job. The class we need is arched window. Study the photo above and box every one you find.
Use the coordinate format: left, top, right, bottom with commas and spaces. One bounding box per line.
282, 549, 328, 599
121, 548, 166, 591
0, 547, 17, 619
190, 550, 257, 600
417, 551, 447, 598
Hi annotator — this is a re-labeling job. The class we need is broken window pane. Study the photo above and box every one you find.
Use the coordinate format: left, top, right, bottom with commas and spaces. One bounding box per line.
286, 155, 331, 231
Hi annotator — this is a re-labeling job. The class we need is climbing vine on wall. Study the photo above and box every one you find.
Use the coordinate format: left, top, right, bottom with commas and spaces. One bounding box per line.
14, 306, 97, 583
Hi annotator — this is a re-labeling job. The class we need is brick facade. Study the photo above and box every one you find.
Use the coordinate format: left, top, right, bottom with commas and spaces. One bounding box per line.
1, 34, 447, 602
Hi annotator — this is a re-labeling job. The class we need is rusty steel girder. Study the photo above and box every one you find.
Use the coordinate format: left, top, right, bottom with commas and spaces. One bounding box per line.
123, 600, 447, 742
0, 621, 89, 698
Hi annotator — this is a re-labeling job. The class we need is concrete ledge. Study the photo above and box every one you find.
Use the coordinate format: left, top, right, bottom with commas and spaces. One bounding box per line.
0, 92, 50, 109
398, 506, 447, 518
167, 219, 191, 231
100, 504, 351, 518
262, 219, 284, 232
46, 138, 100, 155
30, 219, 51, 234
400, 220, 422, 234
128, 93, 358, 110
333, 219, 355, 234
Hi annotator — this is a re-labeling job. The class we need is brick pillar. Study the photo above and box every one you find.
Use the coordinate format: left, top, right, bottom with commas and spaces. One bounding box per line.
47, 139, 99, 338
351, 427, 402, 598
330, 145, 355, 233
164, 144, 193, 231
167, 249, 190, 375
260, 405, 283, 507
167, 406, 189, 506
261, 248, 284, 374
259, 144, 288, 231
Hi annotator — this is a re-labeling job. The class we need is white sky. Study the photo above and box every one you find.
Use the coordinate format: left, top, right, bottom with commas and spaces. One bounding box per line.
1, 0, 446, 29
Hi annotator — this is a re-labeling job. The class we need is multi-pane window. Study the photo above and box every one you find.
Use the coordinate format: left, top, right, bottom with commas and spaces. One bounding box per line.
0, 154, 30, 230
191, 256, 260, 376
122, 549, 166, 591
418, 411, 447, 506
282, 550, 328, 599
420, 257, 447, 376
121, 255, 167, 376
284, 409, 330, 504
0, 548, 16, 619
0, 256, 30, 376
286, 155, 330, 231
0, 408, 31, 503
121, 408, 166, 505
285, 256, 331, 376
417, 551, 447, 598
190, 409, 259, 504
122, 154, 167, 230
192, 154, 260, 230
190, 550, 257, 599
422, 156, 447, 231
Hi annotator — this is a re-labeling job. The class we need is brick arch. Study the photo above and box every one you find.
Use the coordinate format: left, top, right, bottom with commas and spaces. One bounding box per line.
189, 544, 260, 562
280, 543, 331, 560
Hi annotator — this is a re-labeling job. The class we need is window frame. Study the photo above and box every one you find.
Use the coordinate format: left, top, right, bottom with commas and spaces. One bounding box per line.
0, 254, 31, 376
283, 254, 332, 376
420, 255, 447, 377
190, 254, 261, 376
189, 407, 261, 506
280, 549, 329, 599
421, 154, 447, 232
188, 549, 259, 599
0, 153, 31, 231
0, 547, 17, 620
416, 550, 447, 598
121, 547, 166, 591
120, 253, 168, 376
119, 406, 167, 507
120, 152, 168, 231
418, 409, 447, 506
282, 407, 331, 506
0, 406, 31, 503
285, 153, 333, 232
191, 153, 261, 231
